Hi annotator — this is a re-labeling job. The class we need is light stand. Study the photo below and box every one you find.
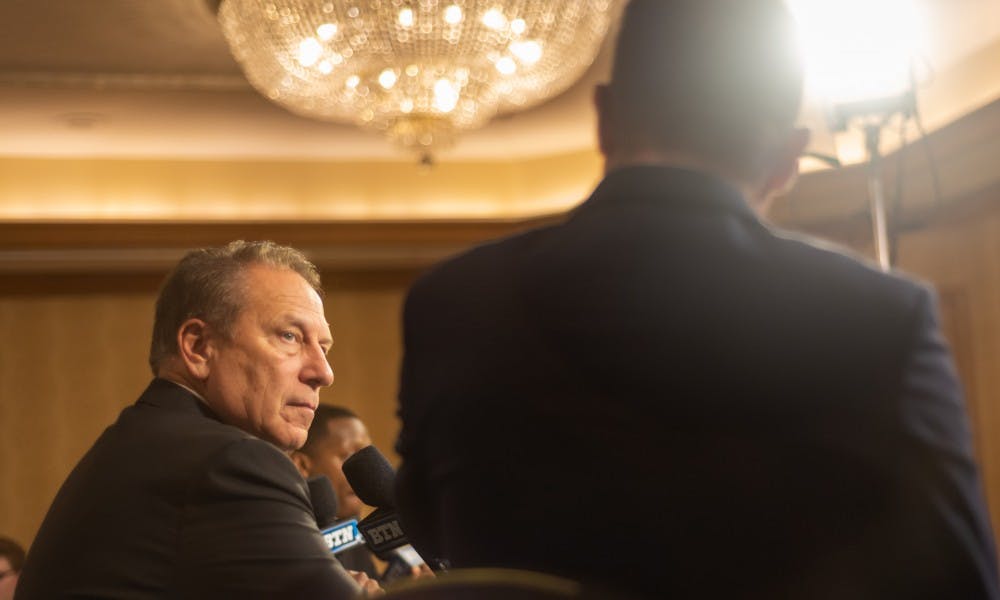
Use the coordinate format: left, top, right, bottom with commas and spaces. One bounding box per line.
864, 123, 891, 271
830, 91, 915, 271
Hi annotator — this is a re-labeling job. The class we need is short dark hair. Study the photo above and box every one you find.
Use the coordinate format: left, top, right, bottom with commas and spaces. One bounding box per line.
149, 240, 322, 374
298, 404, 360, 456
609, 0, 804, 180
0, 537, 25, 573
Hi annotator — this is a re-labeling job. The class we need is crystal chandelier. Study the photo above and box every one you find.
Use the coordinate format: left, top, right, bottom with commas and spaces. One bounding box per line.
217, 1, 620, 159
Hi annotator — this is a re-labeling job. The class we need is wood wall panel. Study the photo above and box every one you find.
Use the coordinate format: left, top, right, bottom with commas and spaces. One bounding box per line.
937, 289, 981, 449
0, 294, 152, 549
891, 207, 1000, 528
321, 287, 407, 465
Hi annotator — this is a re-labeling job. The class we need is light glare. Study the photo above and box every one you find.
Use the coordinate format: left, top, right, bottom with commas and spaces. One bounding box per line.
788, 0, 925, 103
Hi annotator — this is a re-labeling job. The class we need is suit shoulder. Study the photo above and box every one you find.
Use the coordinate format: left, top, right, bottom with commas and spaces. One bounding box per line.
190, 436, 307, 498
767, 226, 929, 303
407, 221, 561, 302
121, 393, 250, 441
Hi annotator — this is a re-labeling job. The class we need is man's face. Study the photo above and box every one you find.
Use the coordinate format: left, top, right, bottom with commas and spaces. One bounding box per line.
308, 417, 372, 518
0, 557, 17, 600
203, 265, 334, 451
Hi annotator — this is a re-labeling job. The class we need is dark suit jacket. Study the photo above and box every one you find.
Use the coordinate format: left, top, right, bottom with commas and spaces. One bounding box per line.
16, 378, 360, 599
395, 166, 1000, 599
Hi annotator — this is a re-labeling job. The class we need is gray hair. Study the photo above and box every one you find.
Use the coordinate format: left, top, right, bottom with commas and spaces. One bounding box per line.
149, 240, 322, 374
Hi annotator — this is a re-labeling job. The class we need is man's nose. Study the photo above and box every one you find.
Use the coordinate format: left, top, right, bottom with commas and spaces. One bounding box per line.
302, 344, 334, 389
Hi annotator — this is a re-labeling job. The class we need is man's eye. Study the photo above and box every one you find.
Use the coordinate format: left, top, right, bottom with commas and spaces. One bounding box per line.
281, 332, 298, 342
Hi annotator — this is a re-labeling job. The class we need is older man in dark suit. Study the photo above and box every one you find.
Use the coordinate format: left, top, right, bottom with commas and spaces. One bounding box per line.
394, 1, 1000, 598
17, 241, 377, 598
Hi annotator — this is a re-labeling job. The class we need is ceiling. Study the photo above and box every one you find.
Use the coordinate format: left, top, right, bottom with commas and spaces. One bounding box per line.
0, 0, 998, 163
0, 0, 610, 161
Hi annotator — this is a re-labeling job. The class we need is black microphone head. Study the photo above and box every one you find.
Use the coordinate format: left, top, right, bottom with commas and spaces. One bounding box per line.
307, 475, 339, 529
342, 445, 396, 508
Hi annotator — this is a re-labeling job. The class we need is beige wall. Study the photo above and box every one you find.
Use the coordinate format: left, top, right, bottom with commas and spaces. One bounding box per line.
0, 280, 407, 549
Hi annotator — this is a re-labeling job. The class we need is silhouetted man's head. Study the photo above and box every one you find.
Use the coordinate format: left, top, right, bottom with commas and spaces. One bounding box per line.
597, 0, 808, 204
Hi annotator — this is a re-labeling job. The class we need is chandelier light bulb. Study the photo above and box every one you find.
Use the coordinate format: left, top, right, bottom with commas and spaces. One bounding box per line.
218, 0, 621, 157
398, 8, 414, 28
378, 69, 398, 89
495, 56, 517, 75
481, 8, 506, 30
316, 22, 338, 40
297, 37, 323, 67
444, 5, 464, 25
509, 40, 543, 65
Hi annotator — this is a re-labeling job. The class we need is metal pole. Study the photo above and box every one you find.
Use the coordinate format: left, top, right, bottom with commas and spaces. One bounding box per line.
864, 124, 891, 271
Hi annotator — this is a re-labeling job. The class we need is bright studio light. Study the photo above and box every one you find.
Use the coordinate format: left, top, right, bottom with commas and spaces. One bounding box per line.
788, 0, 925, 104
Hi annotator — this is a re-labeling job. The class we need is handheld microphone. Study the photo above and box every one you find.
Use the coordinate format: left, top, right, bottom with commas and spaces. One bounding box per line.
343, 446, 447, 581
307, 475, 364, 555
307, 475, 340, 529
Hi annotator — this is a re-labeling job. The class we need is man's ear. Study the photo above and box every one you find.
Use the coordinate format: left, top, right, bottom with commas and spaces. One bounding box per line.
290, 451, 312, 478
176, 318, 213, 380
754, 127, 811, 213
594, 84, 616, 160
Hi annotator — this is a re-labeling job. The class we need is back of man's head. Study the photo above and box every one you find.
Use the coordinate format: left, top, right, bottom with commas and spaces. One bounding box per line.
148, 240, 322, 374
607, 0, 803, 182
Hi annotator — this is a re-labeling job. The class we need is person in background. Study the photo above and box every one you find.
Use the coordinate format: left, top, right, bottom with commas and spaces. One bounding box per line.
16, 240, 378, 598
293, 404, 377, 577
0, 537, 24, 600
394, 1, 1000, 598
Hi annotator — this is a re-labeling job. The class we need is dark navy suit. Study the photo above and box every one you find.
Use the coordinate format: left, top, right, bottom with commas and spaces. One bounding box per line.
396, 166, 999, 598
